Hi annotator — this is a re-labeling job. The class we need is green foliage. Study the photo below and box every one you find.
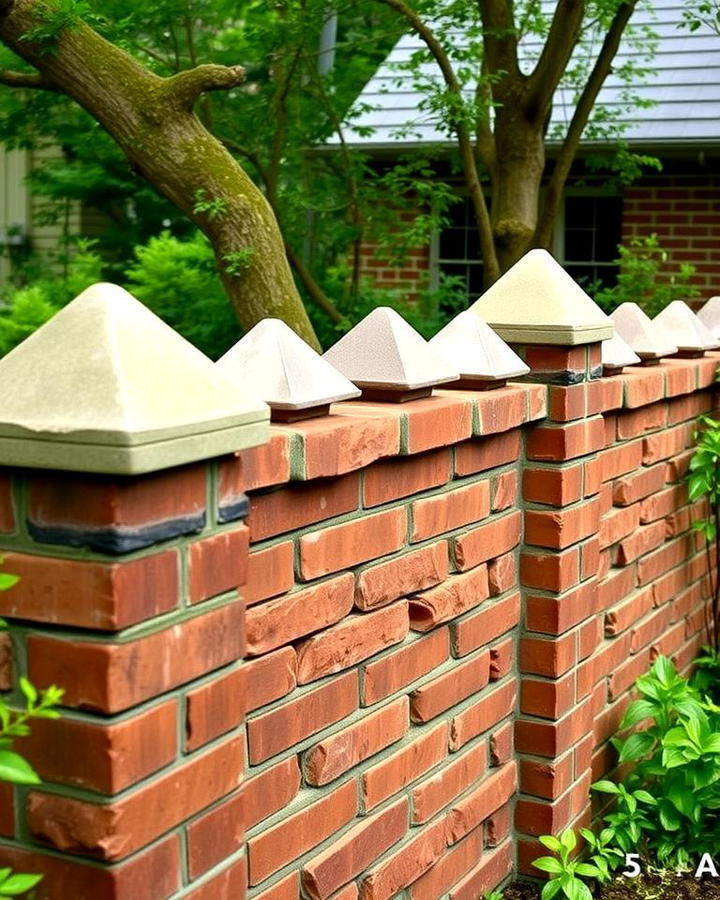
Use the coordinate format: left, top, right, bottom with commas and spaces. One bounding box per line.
126, 231, 240, 359
222, 248, 255, 278
532, 828, 602, 900
20, 0, 94, 52
192, 189, 229, 222
483, 891, 504, 900
682, 0, 720, 34
593, 234, 700, 317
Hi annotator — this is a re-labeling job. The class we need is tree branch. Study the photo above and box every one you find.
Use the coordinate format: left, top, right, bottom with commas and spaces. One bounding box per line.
534, 0, 638, 247
0, 67, 56, 89
525, 0, 585, 115
166, 63, 245, 108
478, 0, 520, 80
375, 0, 499, 282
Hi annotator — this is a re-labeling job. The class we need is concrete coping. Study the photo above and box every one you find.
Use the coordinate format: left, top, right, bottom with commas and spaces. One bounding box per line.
428, 309, 530, 387
653, 300, 720, 355
610, 302, 678, 361
601, 331, 641, 374
217, 318, 360, 422
323, 306, 459, 399
468, 248, 614, 345
697, 296, 720, 340
0, 283, 269, 474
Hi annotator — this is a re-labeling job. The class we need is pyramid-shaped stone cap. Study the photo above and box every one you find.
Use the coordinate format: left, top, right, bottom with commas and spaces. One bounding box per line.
428, 310, 530, 382
601, 331, 641, 372
217, 318, 360, 412
0, 283, 269, 474
468, 249, 613, 345
696, 296, 720, 339
653, 300, 720, 353
610, 303, 678, 360
323, 307, 459, 391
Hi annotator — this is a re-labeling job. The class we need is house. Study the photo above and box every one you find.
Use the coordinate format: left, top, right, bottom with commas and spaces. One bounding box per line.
339, 0, 720, 302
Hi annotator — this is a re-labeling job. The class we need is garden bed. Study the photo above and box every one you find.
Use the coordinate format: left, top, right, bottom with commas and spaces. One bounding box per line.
505, 872, 720, 899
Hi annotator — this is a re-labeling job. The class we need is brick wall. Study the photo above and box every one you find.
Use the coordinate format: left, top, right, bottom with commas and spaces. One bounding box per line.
622, 176, 720, 293
0, 351, 716, 898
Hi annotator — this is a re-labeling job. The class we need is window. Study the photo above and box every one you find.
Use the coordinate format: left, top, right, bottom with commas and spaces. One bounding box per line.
434, 192, 623, 299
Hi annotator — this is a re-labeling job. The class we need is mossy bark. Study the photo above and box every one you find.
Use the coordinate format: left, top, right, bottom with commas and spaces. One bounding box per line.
0, 0, 321, 349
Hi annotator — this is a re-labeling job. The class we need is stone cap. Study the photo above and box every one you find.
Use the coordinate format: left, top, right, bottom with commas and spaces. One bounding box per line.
428, 310, 530, 382
696, 296, 720, 340
601, 331, 641, 373
653, 300, 720, 353
0, 283, 269, 474
323, 307, 459, 392
217, 318, 360, 415
468, 249, 614, 345
610, 302, 678, 360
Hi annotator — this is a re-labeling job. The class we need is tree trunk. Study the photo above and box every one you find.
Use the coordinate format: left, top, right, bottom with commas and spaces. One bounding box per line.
0, 0, 321, 349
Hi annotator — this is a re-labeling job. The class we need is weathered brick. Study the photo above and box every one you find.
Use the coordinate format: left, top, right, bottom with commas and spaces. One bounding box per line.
616, 404, 666, 440
643, 423, 692, 465
525, 499, 599, 550
526, 419, 604, 461
248, 474, 359, 541
523, 465, 583, 506
245, 541, 294, 606
362, 629, 450, 705
599, 505, 640, 550
474, 386, 528, 434
188, 528, 248, 604
409, 565, 489, 631
451, 592, 520, 657
639, 484, 687, 523
520, 633, 575, 677
488, 552, 517, 595
185, 668, 242, 751
446, 762, 518, 843
521, 548, 579, 592
242, 756, 301, 830
411, 481, 490, 542
247, 671, 358, 764
244, 647, 297, 713
490, 637, 514, 682
411, 650, 490, 722
410, 830, 484, 900
186, 792, 242, 880
355, 543, 448, 611
521, 673, 575, 719
450, 843, 513, 900
600, 440, 643, 481
612, 465, 666, 506
403, 395, 473, 452
220, 432, 290, 494
622, 368, 665, 408
299, 508, 406, 580
452, 510, 522, 570
412, 741, 487, 824
363, 449, 451, 507
360, 817, 447, 900
450, 681, 516, 751
455, 431, 521, 476
492, 470, 517, 511
184, 857, 246, 900
515, 697, 593, 757
246, 574, 354, 656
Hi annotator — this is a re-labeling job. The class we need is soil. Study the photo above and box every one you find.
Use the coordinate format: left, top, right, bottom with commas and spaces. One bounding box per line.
504, 872, 720, 899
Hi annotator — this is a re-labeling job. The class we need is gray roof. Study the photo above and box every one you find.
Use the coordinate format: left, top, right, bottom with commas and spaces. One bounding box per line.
340, 0, 720, 150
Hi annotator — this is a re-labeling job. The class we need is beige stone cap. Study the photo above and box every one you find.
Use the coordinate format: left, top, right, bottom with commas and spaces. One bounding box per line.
323, 306, 459, 391
653, 300, 720, 353
0, 283, 269, 474
217, 318, 360, 411
429, 310, 530, 381
468, 248, 614, 345
610, 302, 678, 359
697, 296, 720, 339
601, 331, 641, 372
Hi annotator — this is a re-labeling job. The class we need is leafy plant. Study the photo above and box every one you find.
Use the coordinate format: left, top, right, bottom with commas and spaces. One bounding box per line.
192, 189, 229, 222
532, 828, 602, 900
593, 234, 700, 317
483, 891, 504, 900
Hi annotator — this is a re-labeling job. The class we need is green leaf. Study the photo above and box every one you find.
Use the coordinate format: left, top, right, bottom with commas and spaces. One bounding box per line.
0, 872, 43, 895
653, 655, 676, 686
0, 751, 40, 785
539, 835, 563, 852
18, 678, 36, 707
575, 863, 601, 878
621, 700, 657, 728
591, 780, 620, 795
0, 575, 18, 592
633, 790, 657, 806
618, 732, 655, 762
541, 880, 562, 900
533, 857, 564, 875
560, 829, 577, 852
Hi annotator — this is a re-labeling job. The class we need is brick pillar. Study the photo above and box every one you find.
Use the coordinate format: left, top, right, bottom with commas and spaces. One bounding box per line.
0, 283, 268, 899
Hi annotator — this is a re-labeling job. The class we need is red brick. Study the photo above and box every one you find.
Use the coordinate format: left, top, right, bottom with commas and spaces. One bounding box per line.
28, 602, 242, 713
299, 508, 406, 579
246, 574, 354, 656
526, 419, 604, 461
609, 650, 653, 700
221, 432, 290, 493
523, 466, 583, 506
363, 449, 451, 507
19, 700, 177, 794
584, 457, 602, 496
581, 538, 600, 580
249, 474, 359, 542
490, 721, 514, 766
410, 831, 484, 900
599, 505, 640, 550
490, 637, 514, 681
288, 412, 401, 479
302, 800, 408, 900
0, 549, 179, 631
402, 395, 473, 452
244, 647, 297, 713
452, 510, 522, 570
487, 805, 511, 846
600, 441, 643, 481
0, 835, 181, 900
599, 376, 624, 412
488, 553, 517, 595
637, 535, 693, 585
362, 722, 448, 810
248, 671, 357, 764
520, 633, 575, 676
630, 606, 672, 655
186, 792, 242, 880
474, 386, 527, 434
515, 773, 591, 836
409, 565, 489, 631
526, 581, 598, 635
605, 587, 654, 637
668, 391, 713, 425
598, 566, 637, 611
27, 736, 243, 861
0, 476, 13, 533
593, 633, 632, 682
411, 650, 490, 722
492, 469, 517, 511
616, 521, 666, 566
520, 753, 574, 800
242, 757, 301, 830
356, 543, 448, 611
521, 548, 579, 591
411, 481, 490, 542
446, 762, 518, 843
525, 346, 586, 377
525, 499, 599, 550
0, 632, 9, 693
639, 484, 687, 523
643, 423, 692, 465
622, 368, 665, 408
514, 697, 593, 757
249, 780, 357, 884
362, 629, 450, 705
360, 817, 447, 900
455, 432, 521, 476
188, 528, 248, 604
305, 697, 408, 786
451, 593, 520, 657
662, 359, 696, 396
450, 843, 513, 900
450, 681, 516, 751
245, 541, 294, 606
612, 465, 666, 506
616, 404, 666, 440
521, 673, 575, 719
296, 603, 409, 683
547, 384, 588, 421
254, 873, 299, 900
185, 667, 242, 751
28, 465, 205, 540
412, 741, 487, 824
